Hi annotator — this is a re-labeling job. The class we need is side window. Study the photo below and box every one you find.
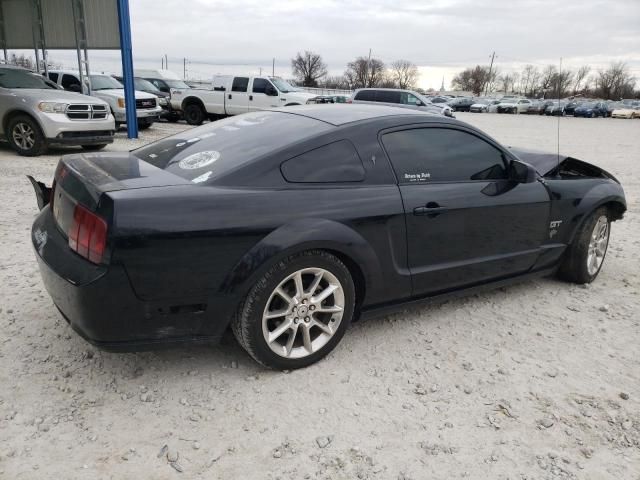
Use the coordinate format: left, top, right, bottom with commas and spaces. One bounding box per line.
400, 92, 420, 105
48, 72, 59, 83
376, 90, 401, 103
252, 78, 269, 94
382, 128, 508, 183
354, 90, 375, 101
232, 77, 249, 92
281, 140, 365, 183
61, 74, 79, 90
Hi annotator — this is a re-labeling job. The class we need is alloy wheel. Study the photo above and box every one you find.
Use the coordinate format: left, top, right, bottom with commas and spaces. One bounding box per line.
587, 216, 609, 276
12, 122, 36, 151
262, 268, 345, 359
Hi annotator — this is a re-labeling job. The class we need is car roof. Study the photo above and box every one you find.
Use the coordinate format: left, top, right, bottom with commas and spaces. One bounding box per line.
267, 104, 445, 127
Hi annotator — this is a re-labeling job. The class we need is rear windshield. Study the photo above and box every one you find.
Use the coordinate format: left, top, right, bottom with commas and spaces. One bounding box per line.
133, 111, 331, 184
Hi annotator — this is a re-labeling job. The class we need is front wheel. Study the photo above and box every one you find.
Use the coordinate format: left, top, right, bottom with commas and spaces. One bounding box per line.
6, 115, 47, 156
232, 250, 355, 369
183, 103, 206, 125
558, 208, 611, 284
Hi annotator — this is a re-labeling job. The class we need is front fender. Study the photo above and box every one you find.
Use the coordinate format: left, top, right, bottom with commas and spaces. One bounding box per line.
220, 218, 383, 299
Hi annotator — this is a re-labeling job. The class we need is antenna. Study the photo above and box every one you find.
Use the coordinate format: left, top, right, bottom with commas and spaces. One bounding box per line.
556, 57, 562, 177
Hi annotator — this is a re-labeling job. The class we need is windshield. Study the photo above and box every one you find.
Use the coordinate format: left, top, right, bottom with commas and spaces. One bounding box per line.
581, 102, 596, 108
0, 68, 55, 89
134, 78, 161, 92
270, 77, 296, 93
90, 75, 123, 90
165, 79, 190, 89
132, 111, 331, 185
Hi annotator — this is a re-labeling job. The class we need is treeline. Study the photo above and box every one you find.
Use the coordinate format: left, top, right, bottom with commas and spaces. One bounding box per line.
5, 53, 62, 71
291, 51, 420, 90
451, 62, 638, 99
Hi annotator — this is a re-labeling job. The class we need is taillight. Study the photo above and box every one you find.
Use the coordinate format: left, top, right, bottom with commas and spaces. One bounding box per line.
68, 204, 108, 264
346, 98, 352, 104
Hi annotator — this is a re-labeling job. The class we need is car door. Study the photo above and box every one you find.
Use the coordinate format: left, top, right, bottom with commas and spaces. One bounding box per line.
225, 77, 250, 115
249, 77, 280, 111
381, 125, 550, 296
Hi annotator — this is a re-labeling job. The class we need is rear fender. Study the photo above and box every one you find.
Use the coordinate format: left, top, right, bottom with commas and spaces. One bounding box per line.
220, 218, 382, 300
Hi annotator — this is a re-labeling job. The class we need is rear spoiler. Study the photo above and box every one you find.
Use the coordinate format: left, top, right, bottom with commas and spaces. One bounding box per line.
27, 175, 51, 210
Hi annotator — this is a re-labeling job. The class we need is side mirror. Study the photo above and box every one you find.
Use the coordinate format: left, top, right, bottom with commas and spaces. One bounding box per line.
510, 159, 537, 183
68, 84, 81, 93
265, 85, 278, 96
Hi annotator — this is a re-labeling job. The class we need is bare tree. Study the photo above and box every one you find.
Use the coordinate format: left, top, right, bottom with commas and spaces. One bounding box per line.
539, 65, 557, 96
594, 62, 636, 99
389, 60, 419, 89
344, 56, 386, 88
451, 65, 493, 96
321, 75, 350, 90
572, 65, 591, 95
498, 73, 518, 93
519, 65, 540, 97
291, 51, 328, 87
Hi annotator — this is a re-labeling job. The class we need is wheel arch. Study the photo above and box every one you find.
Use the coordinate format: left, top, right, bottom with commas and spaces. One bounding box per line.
2, 109, 44, 135
284, 103, 301, 107
566, 187, 626, 245
219, 218, 381, 316
181, 96, 206, 112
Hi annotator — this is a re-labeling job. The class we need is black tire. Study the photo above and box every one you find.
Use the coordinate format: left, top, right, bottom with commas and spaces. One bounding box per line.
115, 122, 122, 130
166, 113, 180, 123
138, 121, 153, 130
81, 144, 107, 151
184, 103, 206, 125
6, 114, 47, 156
558, 207, 611, 284
232, 250, 356, 370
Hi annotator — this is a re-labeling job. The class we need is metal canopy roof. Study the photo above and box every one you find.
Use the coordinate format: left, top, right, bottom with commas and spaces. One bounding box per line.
0, 0, 120, 50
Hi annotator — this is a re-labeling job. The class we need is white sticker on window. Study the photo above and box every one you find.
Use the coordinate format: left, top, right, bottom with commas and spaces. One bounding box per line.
178, 150, 221, 170
192, 171, 213, 183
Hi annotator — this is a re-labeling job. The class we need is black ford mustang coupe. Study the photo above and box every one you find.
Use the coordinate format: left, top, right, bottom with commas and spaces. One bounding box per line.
29, 105, 626, 369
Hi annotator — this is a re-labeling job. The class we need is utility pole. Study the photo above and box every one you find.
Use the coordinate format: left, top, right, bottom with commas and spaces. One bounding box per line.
183, 57, 186, 79
164, 53, 168, 70
161, 57, 164, 69
365, 48, 372, 87
485, 51, 496, 96
272, 58, 275, 77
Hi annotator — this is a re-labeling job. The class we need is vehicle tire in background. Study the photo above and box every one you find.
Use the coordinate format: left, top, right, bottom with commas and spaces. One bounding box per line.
6, 114, 47, 156
81, 144, 107, 151
138, 121, 153, 131
184, 103, 206, 125
558, 207, 611, 284
232, 250, 355, 370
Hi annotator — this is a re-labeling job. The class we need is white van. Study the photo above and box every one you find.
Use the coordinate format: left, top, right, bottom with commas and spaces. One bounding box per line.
171, 75, 318, 125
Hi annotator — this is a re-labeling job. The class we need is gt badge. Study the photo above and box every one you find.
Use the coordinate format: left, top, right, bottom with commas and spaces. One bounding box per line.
549, 220, 562, 239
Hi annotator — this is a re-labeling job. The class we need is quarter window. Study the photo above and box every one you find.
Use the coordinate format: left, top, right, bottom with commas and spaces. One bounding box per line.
354, 90, 375, 101
382, 128, 508, 183
400, 92, 420, 105
281, 140, 365, 183
252, 78, 270, 94
232, 77, 249, 92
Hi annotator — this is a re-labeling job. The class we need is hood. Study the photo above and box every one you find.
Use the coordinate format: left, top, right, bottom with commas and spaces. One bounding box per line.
92, 89, 157, 99
285, 90, 318, 100
9, 88, 108, 105
508, 146, 619, 182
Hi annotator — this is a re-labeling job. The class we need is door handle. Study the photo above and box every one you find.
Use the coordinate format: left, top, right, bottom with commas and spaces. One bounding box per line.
413, 202, 448, 217
249, 95, 253, 101
228, 94, 232, 100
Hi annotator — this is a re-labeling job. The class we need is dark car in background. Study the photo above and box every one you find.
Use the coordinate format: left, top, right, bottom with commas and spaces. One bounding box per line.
574, 101, 609, 118
29, 105, 625, 370
545, 101, 567, 116
564, 100, 584, 116
449, 97, 475, 112
113, 76, 174, 120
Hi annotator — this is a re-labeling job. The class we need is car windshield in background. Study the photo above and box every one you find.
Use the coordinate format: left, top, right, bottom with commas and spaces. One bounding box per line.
271, 77, 296, 93
132, 111, 331, 184
0, 68, 55, 89
134, 78, 161, 92
90, 75, 123, 90
165, 79, 190, 89
581, 102, 596, 108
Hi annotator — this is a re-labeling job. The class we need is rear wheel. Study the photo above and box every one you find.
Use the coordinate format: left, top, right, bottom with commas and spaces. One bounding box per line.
184, 103, 206, 125
558, 207, 611, 284
6, 115, 47, 156
232, 250, 355, 369
138, 121, 153, 130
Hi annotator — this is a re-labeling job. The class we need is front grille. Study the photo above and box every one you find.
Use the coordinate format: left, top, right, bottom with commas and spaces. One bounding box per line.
136, 98, 157, 110
66, 104, 109, 120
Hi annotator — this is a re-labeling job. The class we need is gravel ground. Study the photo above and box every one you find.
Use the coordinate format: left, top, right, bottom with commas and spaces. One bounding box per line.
0, 115, 638, 479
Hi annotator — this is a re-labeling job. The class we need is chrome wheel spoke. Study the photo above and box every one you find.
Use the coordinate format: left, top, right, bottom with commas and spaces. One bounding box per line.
262, 267, 345, 359
586, 216, 609, 276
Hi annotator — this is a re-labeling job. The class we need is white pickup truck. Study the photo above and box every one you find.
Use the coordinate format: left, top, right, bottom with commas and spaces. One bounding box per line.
171, 76, 318, 125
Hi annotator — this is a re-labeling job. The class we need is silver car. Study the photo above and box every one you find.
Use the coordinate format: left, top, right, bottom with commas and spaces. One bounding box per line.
0, 65, 115, 156
349, 88, 454, 117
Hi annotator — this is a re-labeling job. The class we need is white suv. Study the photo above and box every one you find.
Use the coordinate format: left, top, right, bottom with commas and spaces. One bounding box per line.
350, 88, 454, 117
47, 71, 162, 129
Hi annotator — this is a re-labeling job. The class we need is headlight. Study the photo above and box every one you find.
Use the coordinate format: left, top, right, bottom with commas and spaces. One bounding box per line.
117, 97, 126, 108
158, 97, 168, 106
38, 102, 68, 113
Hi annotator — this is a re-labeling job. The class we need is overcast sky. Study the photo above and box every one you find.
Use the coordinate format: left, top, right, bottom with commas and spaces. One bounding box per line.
56, 0, 640, 88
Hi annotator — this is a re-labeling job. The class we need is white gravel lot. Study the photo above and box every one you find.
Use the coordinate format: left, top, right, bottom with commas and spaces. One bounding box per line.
0, 114, 639, 479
